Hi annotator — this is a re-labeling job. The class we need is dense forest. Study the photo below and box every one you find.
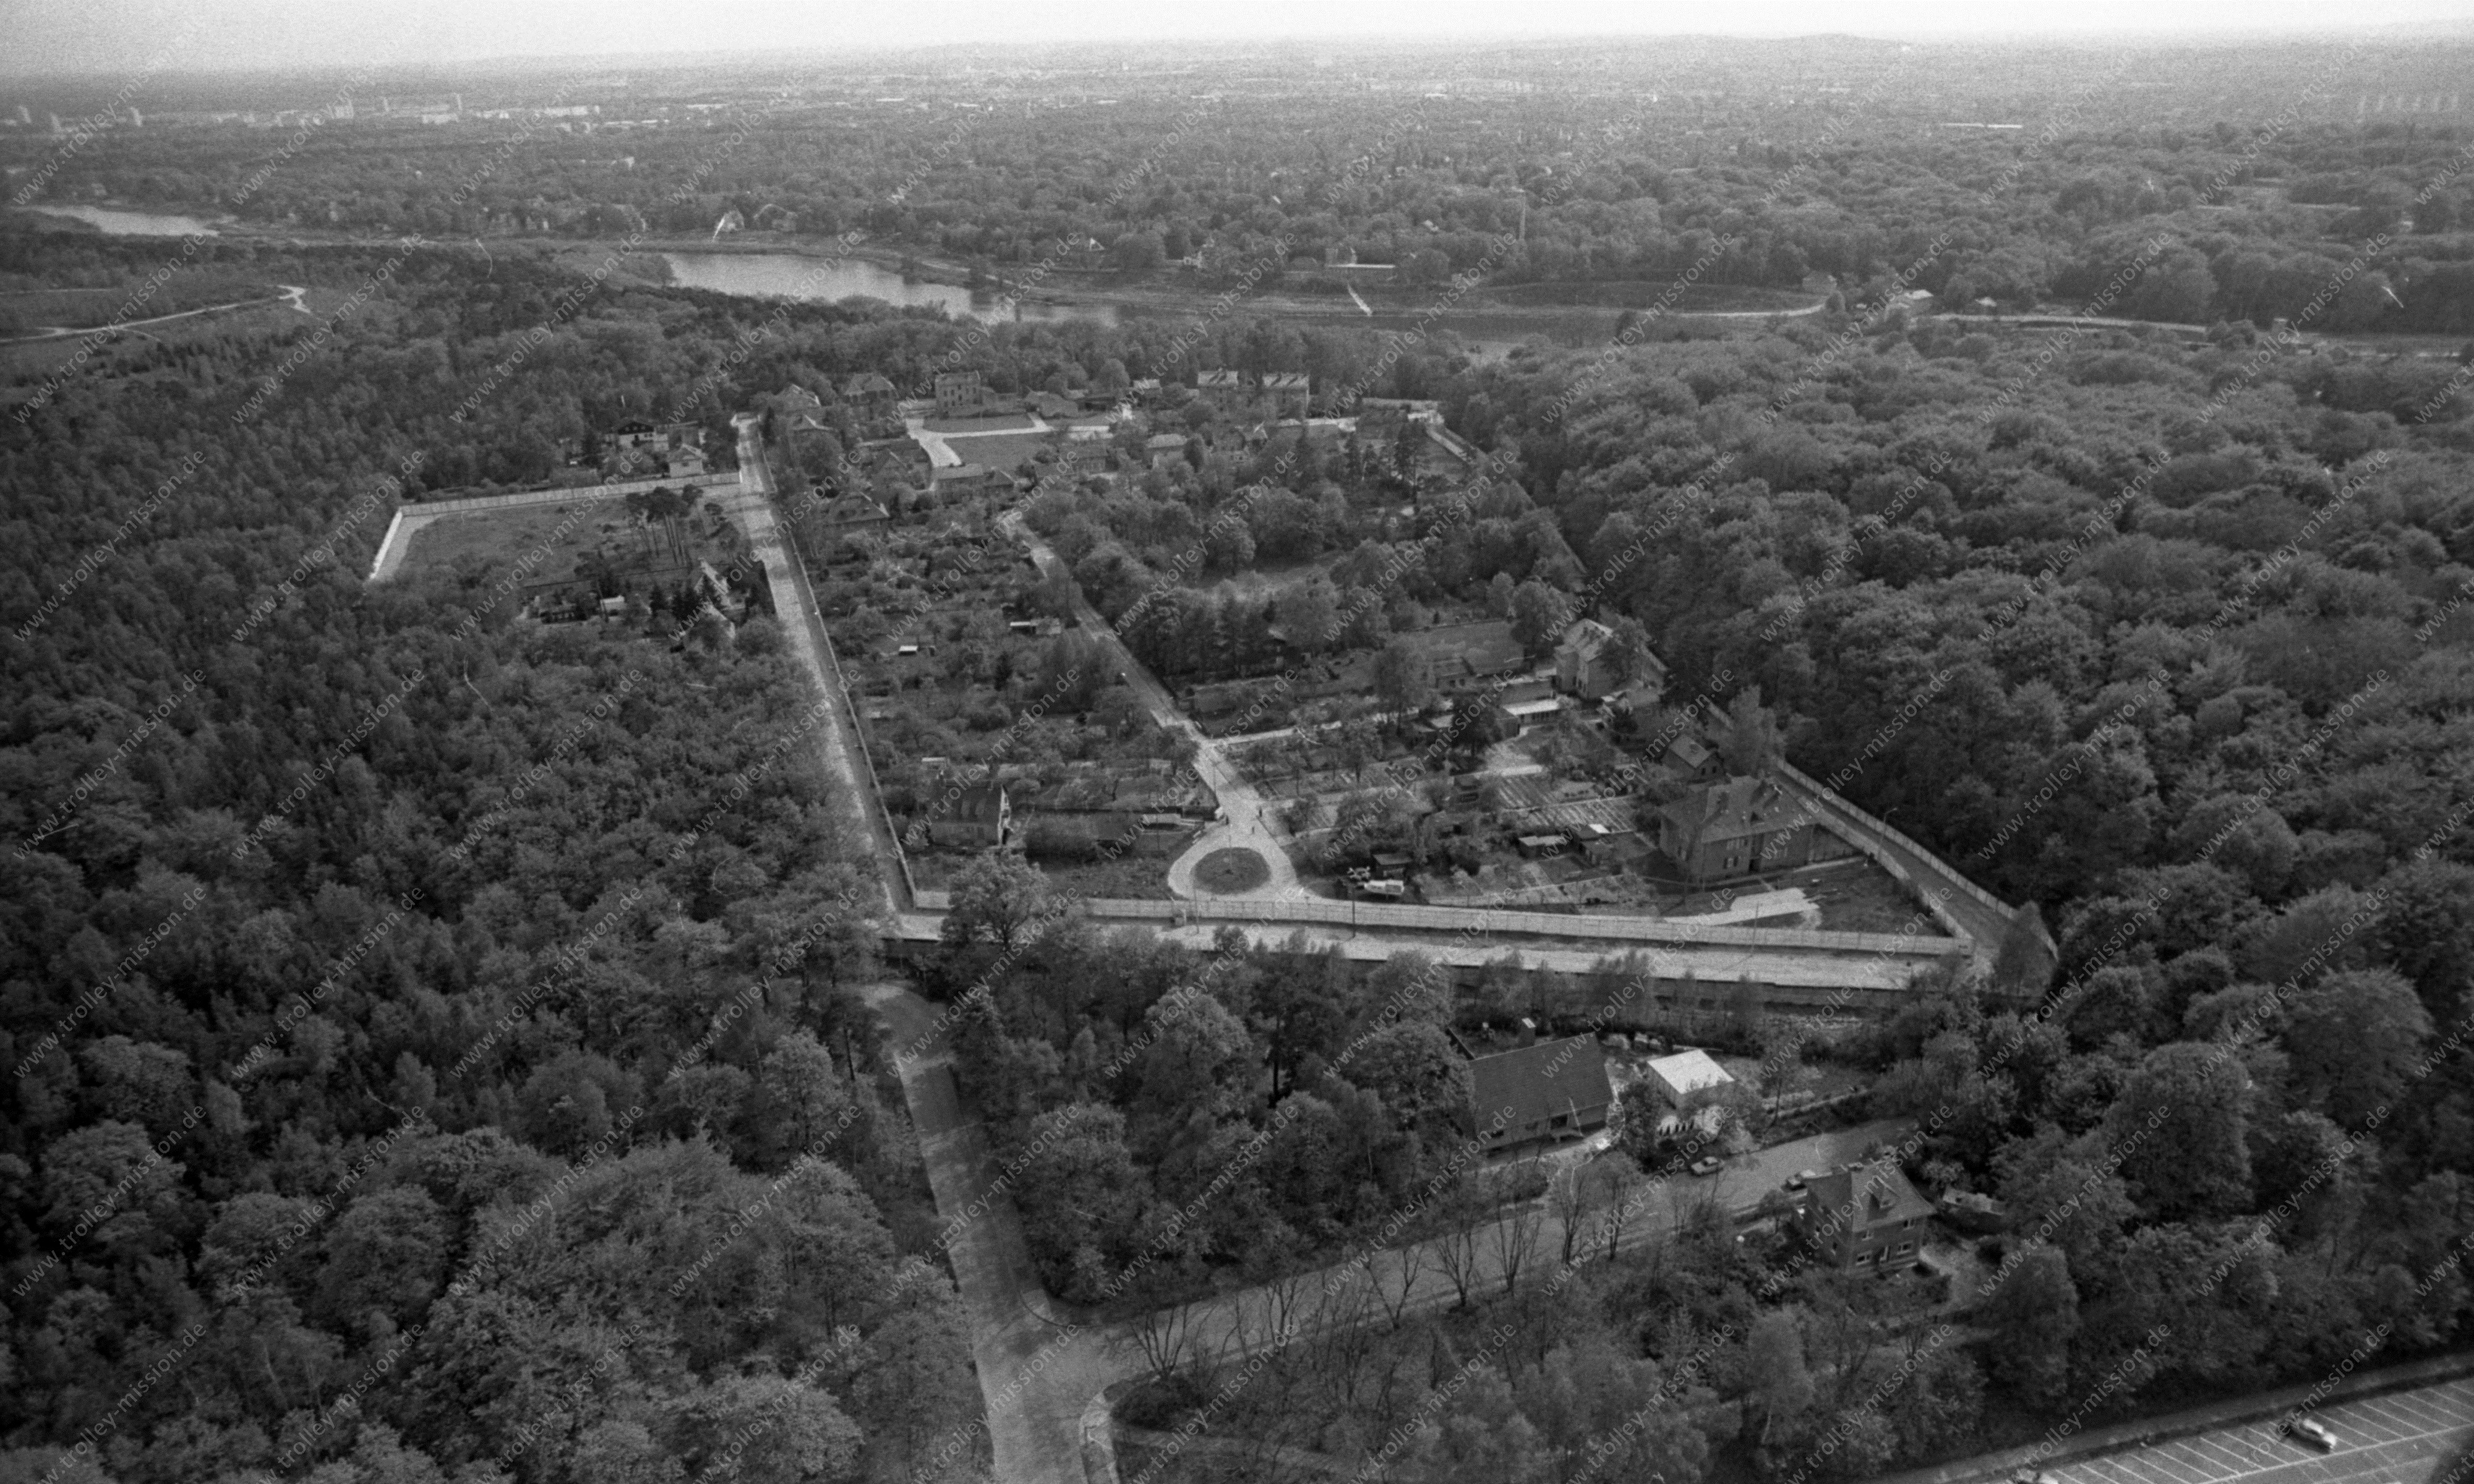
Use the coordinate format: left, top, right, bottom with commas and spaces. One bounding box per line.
12, 40, 2474, 331
0, 234, 980, 1484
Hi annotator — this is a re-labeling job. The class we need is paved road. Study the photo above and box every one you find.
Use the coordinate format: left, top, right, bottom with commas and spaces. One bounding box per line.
2054, 1378, 2473, 1484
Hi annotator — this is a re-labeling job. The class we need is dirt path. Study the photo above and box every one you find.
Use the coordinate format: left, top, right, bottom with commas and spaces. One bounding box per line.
997, 509, 1308, 904
726, 415, 907, 915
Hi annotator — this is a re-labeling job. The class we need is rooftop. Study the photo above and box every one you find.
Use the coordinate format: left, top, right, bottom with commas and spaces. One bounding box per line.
1644, 1048, 1733, 1101
1808, 1159, 1935, 1232
1659, 776, 1813, 846
1468, 1037, 1612, 1135
951, 783, 1008, 824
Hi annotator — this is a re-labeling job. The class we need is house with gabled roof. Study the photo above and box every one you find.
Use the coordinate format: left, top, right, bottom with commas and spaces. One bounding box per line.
928, 783, 1012, 850
1657, 775, 1818, 882
1556, 619, 1620, 699
1262, 371, 1311, 417
1196, 368, 1246, 407
1467, 1036, 1614, 1151
1796, 1158, 1935, 1271
842, 372, 899, 420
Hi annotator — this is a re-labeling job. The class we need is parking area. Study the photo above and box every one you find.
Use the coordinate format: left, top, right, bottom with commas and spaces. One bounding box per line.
2055, 1378, 2473, 1484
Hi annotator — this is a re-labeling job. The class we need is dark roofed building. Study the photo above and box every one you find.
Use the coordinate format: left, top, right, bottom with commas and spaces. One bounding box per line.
927, 783, 1012, 850
933, 370, 989, 418
1657, 776, 1820, 882
1262, 371, 1311, 416
1664, 732, 1718, 778
931, 463, 1011, 497
1796, 1159, 1935, 1271
1468, 1037, 1614, 1150
842, 372, 899, 420
1555, 618, 1619, 699
776, 384, 826, 426
1197, 368, 1245, 406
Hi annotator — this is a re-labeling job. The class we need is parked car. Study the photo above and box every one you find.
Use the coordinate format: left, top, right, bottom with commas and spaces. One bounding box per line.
1786, 1169, 1825, 1191
1689, 1156, 1724, 1177
2279, 1416, 2336, 1451
2009, 1469, 2059, 1484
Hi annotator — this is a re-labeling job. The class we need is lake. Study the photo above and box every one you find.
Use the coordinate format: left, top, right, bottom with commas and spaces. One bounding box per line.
31, 205, 221, 237
661, 251, 1118, 326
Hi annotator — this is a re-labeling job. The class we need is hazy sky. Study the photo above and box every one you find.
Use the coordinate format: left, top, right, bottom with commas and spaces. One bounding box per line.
7, 0, 2472, 74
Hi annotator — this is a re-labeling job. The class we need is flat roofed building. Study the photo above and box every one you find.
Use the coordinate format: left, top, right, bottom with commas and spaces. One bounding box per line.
1642, 1048, 1734, 1107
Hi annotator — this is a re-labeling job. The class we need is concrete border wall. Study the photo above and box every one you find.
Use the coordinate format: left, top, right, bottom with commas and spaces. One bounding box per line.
908, 887, 1968, 957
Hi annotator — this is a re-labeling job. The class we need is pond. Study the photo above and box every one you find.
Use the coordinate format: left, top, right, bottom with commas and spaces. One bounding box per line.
660, 251, 1118, 326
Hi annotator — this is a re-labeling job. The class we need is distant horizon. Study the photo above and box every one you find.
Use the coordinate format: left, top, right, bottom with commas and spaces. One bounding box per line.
6, 0, 2473, 82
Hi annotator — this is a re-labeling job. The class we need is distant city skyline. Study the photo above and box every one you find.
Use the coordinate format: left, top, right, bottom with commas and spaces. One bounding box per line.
7, 0, 2473, 77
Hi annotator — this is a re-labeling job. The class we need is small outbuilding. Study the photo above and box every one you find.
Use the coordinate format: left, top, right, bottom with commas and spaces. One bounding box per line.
1641, 1049, 1734, 1108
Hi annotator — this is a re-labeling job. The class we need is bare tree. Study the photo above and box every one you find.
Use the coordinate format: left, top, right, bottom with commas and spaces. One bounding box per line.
1489, 1193, 1547, 1298
1547, 1159, 1599, 1266
1588, 1158, 1645, 1263
1136, 1297, 1196, 1380
1376, 1242, 1429, 1329
1258, 1264, 1311, 1353
1435, 1221, 1484, 1310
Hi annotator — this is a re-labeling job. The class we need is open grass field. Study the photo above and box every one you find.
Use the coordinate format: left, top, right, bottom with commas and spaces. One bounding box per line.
1487, 280, 1823, 312
923, 412, 1037, 433
0, 273, 280, 335
400, 501, 622, 581
1397, 619, 1526, 676
396, 497, 726, 589
939, 431, 1055, 471
0, 296, 304, 387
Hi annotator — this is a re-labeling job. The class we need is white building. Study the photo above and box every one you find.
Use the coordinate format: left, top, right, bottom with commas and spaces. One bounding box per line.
1642, 1049, 1734, 1108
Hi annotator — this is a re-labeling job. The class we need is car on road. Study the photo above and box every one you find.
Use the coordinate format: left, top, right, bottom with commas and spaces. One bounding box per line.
1689, 1156, 1724, 1177
2278, 1415, 2337, 1451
